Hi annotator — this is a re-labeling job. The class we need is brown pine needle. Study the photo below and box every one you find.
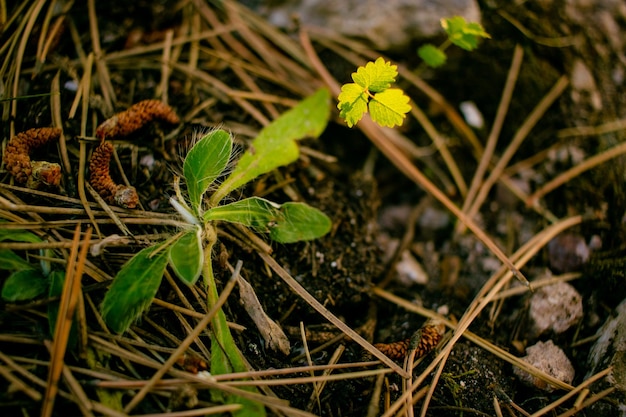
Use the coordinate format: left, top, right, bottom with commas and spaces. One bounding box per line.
41, 224, 92, 417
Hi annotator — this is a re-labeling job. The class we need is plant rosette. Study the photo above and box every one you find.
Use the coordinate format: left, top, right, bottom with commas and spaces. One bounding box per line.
100, 88, 332, 416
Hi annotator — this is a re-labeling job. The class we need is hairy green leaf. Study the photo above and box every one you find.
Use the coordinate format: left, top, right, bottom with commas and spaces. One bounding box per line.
418, 44, 447, 68
203, 197, 279, 230
101, 244, 169, 334
337, 83, 369, 127
1, 269, 47, 301
269, 202, 332, 243
369, 89, 412, 128
352, 57, 398, 92
169, 227, 203, 286
211, 88, 330, 204
184, 129, 233, 213
0, 249, 33, 270
204, 197, 331, 243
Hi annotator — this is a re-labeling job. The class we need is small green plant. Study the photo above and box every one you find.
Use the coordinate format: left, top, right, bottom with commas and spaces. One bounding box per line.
0, 226, 71, 342
100, 88, 332, 415
338, 17, 489, 129
417, 16, 490, 68
337, 57, 411, 128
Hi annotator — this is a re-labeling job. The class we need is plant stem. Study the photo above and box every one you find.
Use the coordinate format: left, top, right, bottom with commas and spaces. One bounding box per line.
202, 223, 266, 416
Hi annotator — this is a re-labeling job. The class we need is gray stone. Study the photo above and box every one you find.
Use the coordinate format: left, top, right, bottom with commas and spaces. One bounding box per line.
258, 0, 481, 50
528, 281, 583, 337
513, 340, 575, 392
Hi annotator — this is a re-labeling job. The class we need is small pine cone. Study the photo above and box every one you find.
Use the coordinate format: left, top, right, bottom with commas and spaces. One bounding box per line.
96, 99, 180, 140
374, 339, 410, 360
4, 127, 62, 184
375, 322, 445, 361
89, 141, 138, 208
411, 324, 444, 358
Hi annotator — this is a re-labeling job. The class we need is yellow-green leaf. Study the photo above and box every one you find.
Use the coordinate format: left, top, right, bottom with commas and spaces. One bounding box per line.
352, 57, 398, 92
418, 44, 447, 68
369, 89, 411, 127
337, 83, 369, 127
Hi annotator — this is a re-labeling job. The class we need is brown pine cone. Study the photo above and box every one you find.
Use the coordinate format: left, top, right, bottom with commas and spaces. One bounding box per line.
374, 322, 445, 360
96, 99, 180, 140
374, 338, 410, 360
4, 127, 62, 184
89, 141, 138, 209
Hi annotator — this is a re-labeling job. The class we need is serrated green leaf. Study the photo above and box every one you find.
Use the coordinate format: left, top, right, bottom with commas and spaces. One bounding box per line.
269, 202, 332, 243
1, 269, 47, 301
418, 44, 447, 68
0, 249, 33, 270
211, 88, 330, 205
352, 57, 398, 92
369, 89, 412, 128
169, 227, 203, 286
101, 244, 169, 334
337, 83, 369, 128
183, 129, 233, 213
442, 16, 490, 51
203, 197, 279, 230
48, 270, 78, 348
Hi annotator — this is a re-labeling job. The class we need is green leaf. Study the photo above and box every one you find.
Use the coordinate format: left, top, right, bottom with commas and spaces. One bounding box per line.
1, 269, 48, 301
169, 227, 203, 286
211, 88, 330, 204
203, 197, 279, 230
101, 244, 169, 334
269, 202, 332, 243
337, 83, 369, 127
183, 129, 233, 213
0, 249, 33, 270
352, 57, 398, 92
418, 44, 447, 68
442, 16, 490, 51
204, 197, 331, 243
48, 270, 78, 347
0, 227, 42, 243
369, 89, 412, 128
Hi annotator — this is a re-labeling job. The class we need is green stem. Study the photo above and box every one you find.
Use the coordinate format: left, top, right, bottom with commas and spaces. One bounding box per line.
201, 223, 266, 416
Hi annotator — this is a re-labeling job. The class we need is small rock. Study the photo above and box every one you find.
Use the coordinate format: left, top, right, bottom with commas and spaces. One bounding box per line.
528, 281, 583, 337
547, 233, 591, 273
513, 340, 574, 392
395, 250, 429, 285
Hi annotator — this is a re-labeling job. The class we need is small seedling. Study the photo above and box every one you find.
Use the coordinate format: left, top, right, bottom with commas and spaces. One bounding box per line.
337, 57, 411, 128
417, 16, 490, 68
338, 17, 489, 130
100, 88, 331, 415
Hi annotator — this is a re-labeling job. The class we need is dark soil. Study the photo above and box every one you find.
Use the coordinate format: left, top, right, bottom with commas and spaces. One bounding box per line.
2, 1, 626, 416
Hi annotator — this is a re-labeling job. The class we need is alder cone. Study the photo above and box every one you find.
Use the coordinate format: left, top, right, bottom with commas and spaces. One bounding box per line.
89, 141, 139, 208
4, 127, 61, 184
374, 324, 444, 360
96, 99, 180, 140
89, 142, 118, 202
374, 339, 410, 360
